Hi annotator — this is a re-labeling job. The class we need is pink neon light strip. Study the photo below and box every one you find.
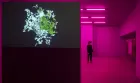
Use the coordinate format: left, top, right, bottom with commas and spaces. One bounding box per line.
81, 17, 89, 18
81, 22, 92, 23
81, 17, 105, 19
94, 22, 106, 24
86, 9, 105, 10
91, 17, 105, 18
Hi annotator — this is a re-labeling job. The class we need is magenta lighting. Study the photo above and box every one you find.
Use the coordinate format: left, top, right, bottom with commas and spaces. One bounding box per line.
94, 22, 106, 24
81, 22, 92, 24
81, 17, 89, 18
91, 17, 105, 18
86, 9, 105, 11
81, 9, 83, 10
81, 16, 105, 19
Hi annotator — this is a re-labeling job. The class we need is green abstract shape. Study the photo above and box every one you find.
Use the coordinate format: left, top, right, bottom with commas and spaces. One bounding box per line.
40, 16, 56, 36
33, 5, 57, 36
24, 4, 58, 46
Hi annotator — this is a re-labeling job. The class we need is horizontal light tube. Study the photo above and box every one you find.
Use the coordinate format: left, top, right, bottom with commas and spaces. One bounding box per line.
81, 17, 89, 18
81, 22, 92, 23
86, 9, 105, 10
94, 22, 106, 24
91, 17, 105, 18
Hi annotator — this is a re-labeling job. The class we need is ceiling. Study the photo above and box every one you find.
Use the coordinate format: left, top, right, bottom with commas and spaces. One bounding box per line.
4, 0, 137, 26
106, 0, 137, 26
80, 0, 137, 26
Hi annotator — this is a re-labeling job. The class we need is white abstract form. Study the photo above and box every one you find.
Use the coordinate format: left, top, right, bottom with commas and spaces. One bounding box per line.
23, 4, 58, 46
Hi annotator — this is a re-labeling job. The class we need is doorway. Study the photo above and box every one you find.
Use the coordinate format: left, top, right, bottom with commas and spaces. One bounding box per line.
121, 31, 136, 61
132, 38, 136, 60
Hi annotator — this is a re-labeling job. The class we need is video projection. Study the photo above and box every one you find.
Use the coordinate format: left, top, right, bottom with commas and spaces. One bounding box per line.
2, 2, 80, 48
24, 4, 58, 46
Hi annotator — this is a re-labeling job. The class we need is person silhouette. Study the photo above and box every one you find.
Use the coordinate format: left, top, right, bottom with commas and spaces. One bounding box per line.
87, 41, 93, 63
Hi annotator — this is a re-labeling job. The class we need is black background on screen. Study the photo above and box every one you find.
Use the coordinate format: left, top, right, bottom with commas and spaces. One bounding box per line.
2, 2, 80, 48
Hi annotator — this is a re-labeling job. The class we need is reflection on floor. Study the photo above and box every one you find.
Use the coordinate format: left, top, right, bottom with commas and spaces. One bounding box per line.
81, 55, 140, 83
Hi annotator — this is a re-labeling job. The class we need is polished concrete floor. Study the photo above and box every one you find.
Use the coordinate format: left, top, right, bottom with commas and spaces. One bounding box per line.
81, 53, 140, 83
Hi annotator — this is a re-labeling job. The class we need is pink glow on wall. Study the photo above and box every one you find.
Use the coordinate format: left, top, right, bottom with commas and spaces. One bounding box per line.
120, 0, 140, 78
81, 25, 93, 57
81, 22, 92, 24
94, 27, 127, 56
94, 22, 106, 24
120, 3, 138, 36
120, 12, 137, 36
80, 9, 83, 10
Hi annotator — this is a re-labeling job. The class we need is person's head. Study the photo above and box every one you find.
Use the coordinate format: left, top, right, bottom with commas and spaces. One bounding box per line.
88, 41, 92, 45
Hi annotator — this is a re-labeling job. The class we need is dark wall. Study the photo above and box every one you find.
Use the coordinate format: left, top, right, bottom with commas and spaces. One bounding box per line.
2, 2, 80, 83
3, 48, 80, 83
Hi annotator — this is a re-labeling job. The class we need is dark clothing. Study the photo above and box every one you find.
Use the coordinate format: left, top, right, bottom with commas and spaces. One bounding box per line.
88, 53, 92, 62
87, 45, 93, 53
87, 45, 93, 62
